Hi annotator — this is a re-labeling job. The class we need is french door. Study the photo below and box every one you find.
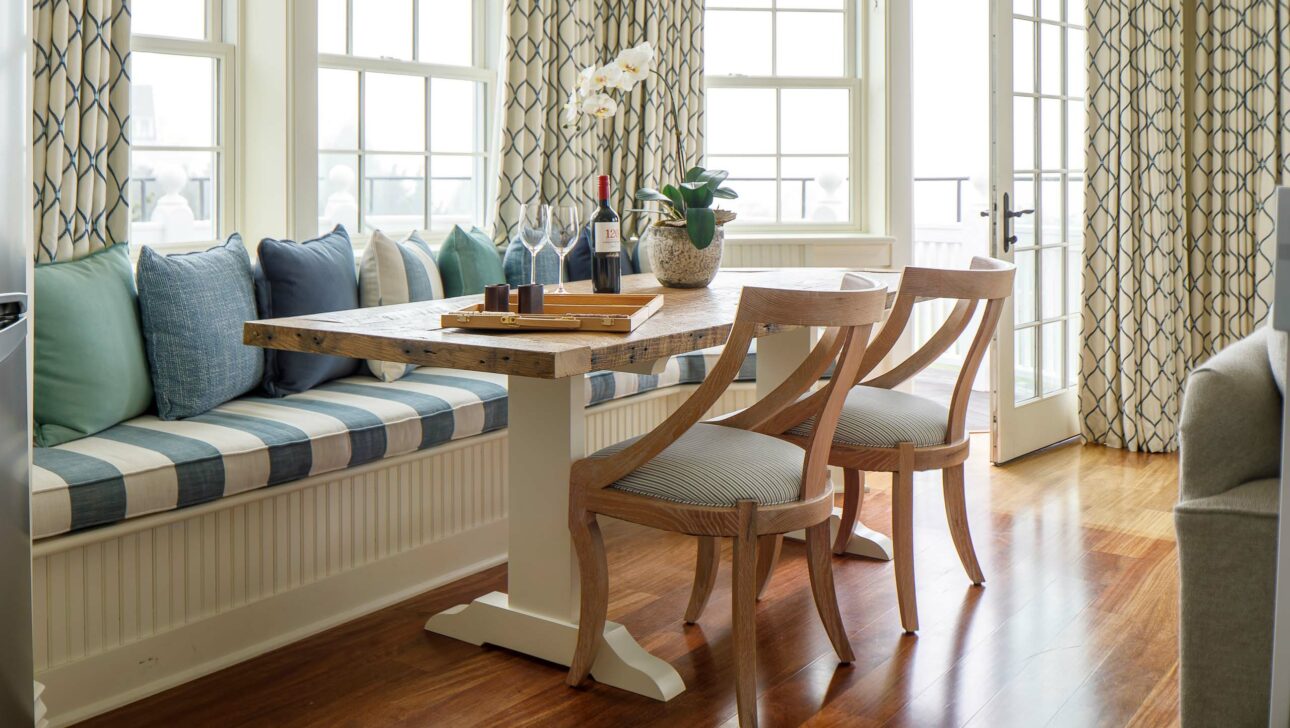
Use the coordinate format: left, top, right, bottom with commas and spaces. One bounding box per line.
989, 0, 1086, 463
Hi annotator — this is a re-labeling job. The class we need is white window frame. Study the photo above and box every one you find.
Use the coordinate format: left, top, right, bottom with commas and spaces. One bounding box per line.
316, 0, 499, 243
129, 0, 237, 251
703, 0, 874, 236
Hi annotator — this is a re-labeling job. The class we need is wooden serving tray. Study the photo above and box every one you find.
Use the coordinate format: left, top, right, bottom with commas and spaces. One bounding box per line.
442, 292, 664, 333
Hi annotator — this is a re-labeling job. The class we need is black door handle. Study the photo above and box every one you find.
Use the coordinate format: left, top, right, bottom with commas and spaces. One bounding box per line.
1000, 193, 1034, 253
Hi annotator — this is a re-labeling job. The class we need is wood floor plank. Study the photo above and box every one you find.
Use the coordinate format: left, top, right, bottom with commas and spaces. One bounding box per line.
80, 438, 1181, 728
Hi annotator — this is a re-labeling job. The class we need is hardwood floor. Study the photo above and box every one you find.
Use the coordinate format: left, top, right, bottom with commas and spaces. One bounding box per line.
82, 436, 1181, 728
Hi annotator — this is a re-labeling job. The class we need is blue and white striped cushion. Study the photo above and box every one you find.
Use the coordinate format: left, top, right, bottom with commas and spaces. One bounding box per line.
787, 385, 949, 448
359, 231, 445, 382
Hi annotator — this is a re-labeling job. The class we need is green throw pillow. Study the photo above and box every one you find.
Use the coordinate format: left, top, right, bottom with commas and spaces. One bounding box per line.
34, 244, 154, 446
436, 225, 505, 297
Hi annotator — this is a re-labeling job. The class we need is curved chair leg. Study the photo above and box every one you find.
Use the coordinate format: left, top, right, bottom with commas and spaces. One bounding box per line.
893, 445, 919, 633
805, 521, 855, 663
833, 468, 864, 555
942, 464, 985, 585
685, 537, 720, 624
754, 534, 782, 600
567, 507, 608, 687
732, 501, 760, 728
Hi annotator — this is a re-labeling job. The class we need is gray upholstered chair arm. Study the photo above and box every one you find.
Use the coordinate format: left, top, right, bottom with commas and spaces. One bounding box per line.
1179, 328, 1282, 503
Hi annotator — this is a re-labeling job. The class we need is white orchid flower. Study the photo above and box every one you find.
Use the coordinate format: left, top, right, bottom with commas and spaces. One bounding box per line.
561, 91, 581, 126
614, 43, 654, 84
580, 92, 618, 120
577, 65, 599, 95
591, 64, 623, 92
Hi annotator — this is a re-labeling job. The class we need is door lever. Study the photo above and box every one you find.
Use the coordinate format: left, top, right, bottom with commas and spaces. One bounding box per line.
1000, 192, 1034, 253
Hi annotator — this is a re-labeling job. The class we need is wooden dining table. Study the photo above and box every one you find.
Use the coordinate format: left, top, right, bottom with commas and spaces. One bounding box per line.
243, 267, 900, 701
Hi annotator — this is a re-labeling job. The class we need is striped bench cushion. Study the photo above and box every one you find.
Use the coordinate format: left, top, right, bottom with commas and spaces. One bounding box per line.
32, 348, 754, 539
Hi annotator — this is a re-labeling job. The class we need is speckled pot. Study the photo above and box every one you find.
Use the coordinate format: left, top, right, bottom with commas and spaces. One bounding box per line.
646, 224, 724, 289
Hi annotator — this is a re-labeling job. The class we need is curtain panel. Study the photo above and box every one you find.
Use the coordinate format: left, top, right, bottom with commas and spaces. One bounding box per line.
1081, 0, 1290, 452
492, 0, 704, 246
32, 0, 131, 264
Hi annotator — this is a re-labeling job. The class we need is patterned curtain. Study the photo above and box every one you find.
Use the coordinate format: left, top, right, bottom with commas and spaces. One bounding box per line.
492, 0, 704, 245
32, 0, 132, 264
1081, 0, 1290, 452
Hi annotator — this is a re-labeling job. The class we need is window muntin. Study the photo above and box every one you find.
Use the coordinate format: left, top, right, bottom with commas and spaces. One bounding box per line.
317, 0, 493, 236
128, 0, 232, 247
703, 0, 860, 230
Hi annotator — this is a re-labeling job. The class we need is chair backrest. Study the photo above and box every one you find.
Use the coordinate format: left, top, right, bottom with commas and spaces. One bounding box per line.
851, 256, 1015, 443
574, 282, 889, 503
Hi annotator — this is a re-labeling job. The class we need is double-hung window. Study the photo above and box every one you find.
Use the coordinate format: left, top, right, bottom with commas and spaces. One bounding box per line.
129, 0, 234, 246
703, 0, 863, 231
316, 0, 496, 238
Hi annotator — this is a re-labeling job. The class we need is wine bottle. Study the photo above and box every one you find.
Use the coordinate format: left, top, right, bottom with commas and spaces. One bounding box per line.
590, 175, 622, 294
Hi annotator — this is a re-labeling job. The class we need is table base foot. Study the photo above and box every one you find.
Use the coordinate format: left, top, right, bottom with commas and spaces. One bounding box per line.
784, 507, 894, 561
425, 591, 685, 701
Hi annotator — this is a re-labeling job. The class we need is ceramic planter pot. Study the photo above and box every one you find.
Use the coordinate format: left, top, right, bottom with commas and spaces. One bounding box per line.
645, 224, 724, 289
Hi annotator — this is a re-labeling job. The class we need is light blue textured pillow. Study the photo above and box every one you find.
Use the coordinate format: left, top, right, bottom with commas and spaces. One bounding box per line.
502, 235, 561, 287
137, 235, 264, 420
359, 230, 445, 381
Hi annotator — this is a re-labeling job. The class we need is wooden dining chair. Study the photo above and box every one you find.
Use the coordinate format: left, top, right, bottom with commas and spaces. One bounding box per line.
565, 282, 888, 728
693, 257, 1014, 635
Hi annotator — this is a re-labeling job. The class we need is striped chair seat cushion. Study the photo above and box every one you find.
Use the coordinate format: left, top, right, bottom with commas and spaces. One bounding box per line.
787, 386, 949, 448
32, 348, 756, 539
596, 423, 806, 507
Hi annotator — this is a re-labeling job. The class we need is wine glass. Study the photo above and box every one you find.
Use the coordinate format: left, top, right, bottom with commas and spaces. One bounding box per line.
518, 202, 551, 286
548, 204, 581, 294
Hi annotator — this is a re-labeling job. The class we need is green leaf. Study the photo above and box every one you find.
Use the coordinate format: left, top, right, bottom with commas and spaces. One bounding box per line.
700, 170, 729, 190
660, 184, 687, 215
634, 187, 671, 203
684, 166, 707, 183
712, 186, 739, 200
681, 184, 714, 209
685, 208, 716, 250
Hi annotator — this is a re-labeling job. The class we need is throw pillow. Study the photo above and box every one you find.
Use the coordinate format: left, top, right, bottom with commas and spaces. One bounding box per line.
565, 226, 638, 282
33, 244, 154, 446
255, 225, 361, 396
359, 230, 444, 381
502, 235, 561, 287
437, 225, 505, 297
137, 234, 264, 419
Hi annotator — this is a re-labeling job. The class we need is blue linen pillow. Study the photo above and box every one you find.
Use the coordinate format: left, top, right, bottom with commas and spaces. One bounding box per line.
255, 225, 361, 396
436, 225, 506, 297
565, 226, 638, 282
359, 230, 444, 381
502, 236, 562, 287
137, 235, 264, 419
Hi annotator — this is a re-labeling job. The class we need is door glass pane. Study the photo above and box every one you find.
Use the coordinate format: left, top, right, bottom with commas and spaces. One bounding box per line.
364, 73, 425, 152
1067, 316, 1080, 387
1041, 321, 1064, 394
318, 68, 358, 150
1040, 97, 1062, 169
364, 154, 426, 232
1067, 100, 1086, 171
1067, 29, 1086, 99
319, 153, 359, 235
776, 12, 844, 76
781, 89, 848, 154
1065, 174, 1083, 244
1013, 97, 1035, 170
1067, 244, 1081, 315
1013, 20, 1035, 93
707, 89, 777, 154
1040, 23, 1062, 95
1016, 327, 1038, 402
1014, 0, 1034, 14
706, 11, 772, 76
1041, 246, 1063, 320
419, 0, 473, 65
1039, 0, 1062, 20
1014, 175, 1035, 245
318, 0, 347, 54
1039, 174, 1061, 244
1015, 249, 1037, 324
353, 0, 413, 60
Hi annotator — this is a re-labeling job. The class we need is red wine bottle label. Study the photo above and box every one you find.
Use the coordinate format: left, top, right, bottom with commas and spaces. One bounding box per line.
594, 222, 621, 254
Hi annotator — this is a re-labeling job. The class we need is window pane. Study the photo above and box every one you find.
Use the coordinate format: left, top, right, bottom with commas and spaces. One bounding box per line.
318, 0, 347, 54
708, 156, 776, 223
318, 68, 358, 149
129, 150, 217, 244
1013, 20, 1034, 93
1039, 0, 1062, 21
709, 0, 770, 6
1013, 96, 1034, 169
319, 153, 360, 235
1041, 246, 1063, 320
1067, 29, 1087, 99
353, 0, 413, 60
1015, 326, 1037, 402
132, 0, 205, 40
776, 12, 844, 76
707, 88, 777, 154
706, 11, 772, 77
1041, 321, 1063, 394
431, 155, 482, 230
364, 73, 426, 151
1039, 173, 1060, 244
1015, 249, 1036, 324
132, 53, 215, 147
1065, 174, 1083, 244
779, 0, 843, 8
364, 154, 426, 232
1040, 22, 1062, 96
781, 156, 849, 222
419, 0, 474, 65
781, 89, 848, 154
1040, 97, 1062, 169
430, 79, 480, 152
1067, 99, 1085, 171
